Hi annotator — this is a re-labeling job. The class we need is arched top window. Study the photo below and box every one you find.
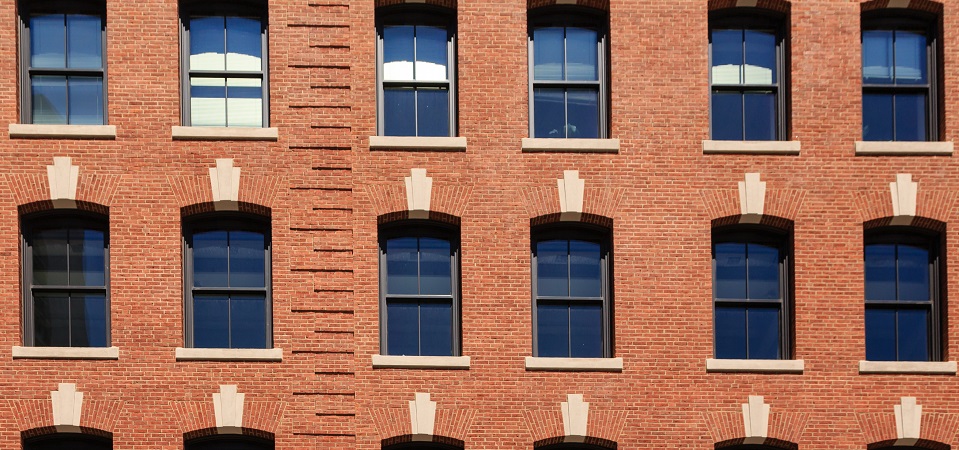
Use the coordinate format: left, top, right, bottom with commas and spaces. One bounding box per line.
383, 442, 463, 450
186, 435, 274, 450
536, 442, 616, 450
24, 433, 111, 450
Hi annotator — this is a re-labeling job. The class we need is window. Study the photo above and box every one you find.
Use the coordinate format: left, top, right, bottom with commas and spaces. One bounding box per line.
379, 223, 460, 356
712, 228, 790, 359
528, 7, 608, 139
22, 213, 109, 348
24, 434, 111, 450
862, 11, 937, 141
709, 10, 785, 140
19, 1, 107, 125
864, 230, 940, 361
183, 215, 271, 349
186, 436, 274, 450
376, 6, 456, 137
180, 1, 268, 127
532, 226, 611, 358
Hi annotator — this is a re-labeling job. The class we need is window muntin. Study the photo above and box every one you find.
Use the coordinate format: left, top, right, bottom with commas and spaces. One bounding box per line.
23, 215, 109, 348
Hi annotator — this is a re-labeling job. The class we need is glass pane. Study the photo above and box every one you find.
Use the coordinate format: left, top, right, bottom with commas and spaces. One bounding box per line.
33, 228, 69, 286
715, 306, 747, 359
714, 242, 747, 299
566, 88, 599, 139
226, 17, 262, 71
533, 88, 566, 138
419, 237, 452, 296
566, 27, 598, 81
747, 306, 780, 359
865, 307, 897, 361
536, 303, 569, 357
229, 230, 266, 288
34, 293, 70, 347
894, 31, 927, 84
569, 240, 601, 298
193, 230, 229, 287
744, 91, 776, 141
68, 76, 104, 125
533, 27, 564, 81
894, 93, 927, 142
383, 88, 415, 136
383, 25, 414, 81
863, 93, 893, 141
863, 30, 893, 84
536, 240, 569, 297
31, 14, 66, 68
385, 237, 418, 295
897, 308, 929, 361
747, 243, 780, 300
191, 77, 227, 127
190, 16, 226, 71
32, 76, 68, 125
230, 294, 267, 349
386, 301, 418, 355
744, 29, 776, 84
865, 244, 896, 301
415, 26, 448, 81
71, 293, 107, 347
711, 29, 743, 84
193, 294, 229, 348
226, 78, 263, 127
569, 303, 602, 357
711, 92, 744, 140
69, 228, 105, 287
898, 244, 930, 301
66, 15, 102, 69
420, 302, 453, 356
416, 88, 450, 137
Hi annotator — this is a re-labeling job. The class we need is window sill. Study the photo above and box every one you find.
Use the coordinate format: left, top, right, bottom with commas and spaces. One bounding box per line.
9, 124, 117, 140
172, 126, 279, 141
524, 357, 623, 372
371, 355, 471, 369
859, 360, 957, 374
12, 346, 119, 360
855, 141, 954, 156
702, 140, 801, 155
706, 358, 804, 373
521, 138, 620, 153
368, 136, 467, 151
175, 347, 283, 362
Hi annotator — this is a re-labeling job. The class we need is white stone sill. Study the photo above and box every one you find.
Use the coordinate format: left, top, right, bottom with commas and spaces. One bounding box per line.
175, 347, 283, 361
371, 355, 471, 369
525, 357, 623, 372
855, 141, 954, 156
859, 360, 957, 374
369, 136, 467, 151
12, 346, 119, 360
9, 124, 117, 139
702, 140, 801, 155
706, 358, 804, 373
521, 138, 620, 153
172, 126, 279, 141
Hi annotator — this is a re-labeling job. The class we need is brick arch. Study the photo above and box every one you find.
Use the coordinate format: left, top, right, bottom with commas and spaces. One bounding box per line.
703, 411, 809, 448
858, 411, 959, 450
529, 0, 609, 12
166, 173, 282, 210
520, 186, 625, 221
533, 436, 618, 449
5, 173, 122, 209
522, 409, 629, 447
708, 0, 790, 14
20, 426, 113, 442
853, 188, 956, 224
368, 407, 477, 444
9, 399, 124, 436
375, 0, 456, 9
363, 184, 473, 220
179, 202, 272, 218
714, 438, 797, 450
172, 401, 285, 439
17, 200, 109, 217
861, 0, 942, 14
699, 188, 806, 223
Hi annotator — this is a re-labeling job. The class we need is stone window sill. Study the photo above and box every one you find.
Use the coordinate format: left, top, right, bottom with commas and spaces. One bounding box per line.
9, 124, 117, 140
855, 141, 953, 156
521, 138, 620, 153
12, 346, 119, 360
172, 126, 279, 141
369, 136, 467, 151
706, 358, 804, 373
859, 360, 957, 374
371, 355, 471, 369
524, 357, 623, 372
702, 140, 801, 155
175, 347, 283, 361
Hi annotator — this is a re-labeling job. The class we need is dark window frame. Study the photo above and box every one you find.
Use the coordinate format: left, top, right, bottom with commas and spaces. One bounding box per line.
24, 433, 112, 450
186, 435, 274, 450
182, 213, 273, 349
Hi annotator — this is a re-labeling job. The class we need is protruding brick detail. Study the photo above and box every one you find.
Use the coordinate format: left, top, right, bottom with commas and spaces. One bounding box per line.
861, 0, 942, 14
857, 411, 959, 449
368, 406, 475, 442
708, 0, 790, 13
364, 183, 473, 220
704, 411, 809, 448
700, 188, 806, 222
528, 0, 609, 11
521, 185, 625, 221
853, 188, 956, 224
376, 0, 456, 9
523, 407, 628, 445
167, 174, 281, 209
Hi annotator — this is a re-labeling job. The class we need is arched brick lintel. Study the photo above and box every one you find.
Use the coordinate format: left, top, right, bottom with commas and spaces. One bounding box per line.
529, 0, 609, 12
864, 216, 945, 233
711, 214, 794, 232
861, 0, 942, 14
534, 435, 618, 449
21, 426, 113, 441
17, 200, 109, 217
375, 0, 456, 10
378, 210, 461, 227
715, 437, 797, 450
182, 426, 275, 443
867, 438, 950, 450
708, 0, 790, 14
531, 212, 613, 230
179, 202, 272, 219
382, 434, 465, 448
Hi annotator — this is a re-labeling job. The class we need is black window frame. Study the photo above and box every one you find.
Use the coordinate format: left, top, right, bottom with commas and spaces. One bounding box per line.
19, 0, 108, 125
24, 433, 112, 450
21, 211, 110, 348
708, 8, 788, 141
182, 213, 273, 349
186, 435, 274, 450
179, 0, 270, 127
527, 6, 610, 139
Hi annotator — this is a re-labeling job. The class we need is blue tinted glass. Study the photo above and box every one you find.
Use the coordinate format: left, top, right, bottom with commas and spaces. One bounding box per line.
863, 93, 893, 141
32, 76, 68, 124
66, 15, 102, 69
744, 91, 776, 140
711, 92, 744, 140
865, 244, 896, 301
711, 29, 743, 84
33, 228, 69, 285
386, 237, 418, 295
747, 243, 780, 300
569, 240, 601, 298
384, 88, 416, 136
190, 17, 226, 71
865, 308, 897, 361
863, 30, 893, 84
537, 240, 569, 297
566, 27, 598, 81
231, 294, 267, 348
386, 301, 418, 355
420, 302, 453, 356
567, 89, 599, 139
898, 244, 930, 301
69, 228, 105, 286
897, 308, 929, 361
744, 30, 776, 84
533, 27, 564, 81
419, 237, 452, 296
894, 93, 926, 141
193, 231, 229, 287
225, 17, 262, 71
894, 31, 927, 85
31, 15, 66, 68
570, 303, 602, 357
68, 76, 104, 125
230, 231, 266, 288
383, 26, 414, 80
415, 26, 448, 81
537, 303, 569, 357
34, 293, 70, 347
715, 306, 747, 359
533, 88, 566, 138
71, 293, 107, 347
714, 242, 747, 299
193, 295, 229, 348
416, 88, 450, 137
747, 307, 780, 359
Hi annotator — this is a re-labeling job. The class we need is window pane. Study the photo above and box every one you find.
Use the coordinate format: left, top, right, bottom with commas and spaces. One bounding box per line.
71, 293, 107, 347
32, 76, 68, 125
415, 26, 448, 81
897, 308, 929, 361
31, 15, 66, 68
533, 88, 566, 138
419, 237, 452, 296
865, 244, 896, 301
743, 91, 776, 141
569, 240, 601, 298
746, 243, 780, 300
420, 302, 453, 356
711, 92, 744, 140
68, 76, 104, 125
569, 303, 602, 357
191, 77, 227, 127
898, 244, 930, 302
231, 294, 267, 349
383, 25, 414, 81
226, 17, 262, 72
894, 31, 927, 85
193, 230, 229, 287
744, 29, 776, 84
566, 27, 598, 81
416, 88, 449, 137
386, 301, 418, 355
537, 303, 569, 357
69, 228, 105, 287
33, 228, 69, 286
66, 15, 102, 69
193, 294, 229, 348
229, 231, 266, 288
862, 93, 893, 141
34, 293, 70, 347
536, 240, 569, 297
747, 306, 780, 359
383, 88, 416, 136
386, 237, 419, 295
711, 29, 743, 84
226, 78, 263, 127
533, 27, 564, 81
566, 89, 599, 139
863, 30, 893, 84
865, 307, 897, 361
190, 17, 226, 71
714, 242, 746, 299
894, 93, 927, 142
715, 305, 747, 359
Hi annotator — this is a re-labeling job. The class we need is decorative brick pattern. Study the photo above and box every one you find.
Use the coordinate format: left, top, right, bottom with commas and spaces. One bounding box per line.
705, 411, 809, 448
